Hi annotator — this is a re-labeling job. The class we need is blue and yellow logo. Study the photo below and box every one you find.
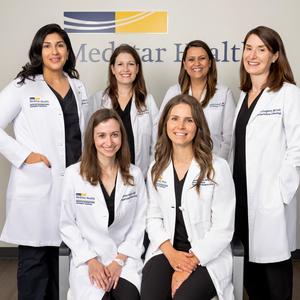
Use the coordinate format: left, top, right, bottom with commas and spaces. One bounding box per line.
64, 11, 168, 33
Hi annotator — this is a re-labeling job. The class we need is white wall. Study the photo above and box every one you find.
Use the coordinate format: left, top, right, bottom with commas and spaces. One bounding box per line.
1, 0, 300, 247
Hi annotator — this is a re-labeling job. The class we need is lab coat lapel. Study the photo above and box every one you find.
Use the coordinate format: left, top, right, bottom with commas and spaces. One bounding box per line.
163, 161, 176, 207
114, 169, 127, 211
68, 76, 84, 131
247, 88, 273, 124
130, 94, 138, 136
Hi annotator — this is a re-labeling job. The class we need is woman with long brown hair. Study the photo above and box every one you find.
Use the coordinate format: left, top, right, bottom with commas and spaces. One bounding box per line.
60, 109, 147, 300
141, 94, 235, 300
88, 44, 158, 177
160, 40, 235, 160
231, 25, 300, 299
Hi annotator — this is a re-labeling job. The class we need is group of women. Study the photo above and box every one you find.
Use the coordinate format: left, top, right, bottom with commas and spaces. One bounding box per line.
0, 22, 299, 300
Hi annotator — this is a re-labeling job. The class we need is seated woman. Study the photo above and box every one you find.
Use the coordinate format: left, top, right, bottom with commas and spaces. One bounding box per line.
60, 109, 147, 300
141, 94, 235, 300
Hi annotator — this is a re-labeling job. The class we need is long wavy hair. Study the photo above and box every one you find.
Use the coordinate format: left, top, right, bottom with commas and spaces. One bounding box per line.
16, 23, 79, 84
80, 109, 133, 186
104, 44, 147, 112
152, 94, 214, 193
240, 26, 295, 92
178, 40, 217, 108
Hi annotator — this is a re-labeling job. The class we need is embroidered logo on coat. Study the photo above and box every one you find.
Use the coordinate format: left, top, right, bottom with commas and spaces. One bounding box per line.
29, 96, 49, 108
156, 176, 168, 188
75, 193, 95, 205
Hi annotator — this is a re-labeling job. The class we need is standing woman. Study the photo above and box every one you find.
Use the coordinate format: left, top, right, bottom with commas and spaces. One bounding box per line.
60, 109, 146, 300
160, 40, 236, 160
141, 95, 235, 300
231, 26, 300, 299
88, 44, 158, 178
0, 24, 88, 299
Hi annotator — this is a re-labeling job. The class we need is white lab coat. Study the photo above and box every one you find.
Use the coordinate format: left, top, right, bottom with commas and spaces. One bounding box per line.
229, 83, 300, 263
145, 156, 236, 300
88, 91, 158, 177
0, 75, 88, 246
60, 163, 147, 300
160, 84, 236, 160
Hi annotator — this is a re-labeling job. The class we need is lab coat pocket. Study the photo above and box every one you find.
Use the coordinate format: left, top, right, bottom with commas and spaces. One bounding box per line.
258, 175, 283, 212
116, 197, 137, 221
14, 162, 52, 200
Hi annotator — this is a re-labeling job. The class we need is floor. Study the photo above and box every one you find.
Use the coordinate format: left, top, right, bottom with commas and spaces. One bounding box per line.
0, 259, 300, 299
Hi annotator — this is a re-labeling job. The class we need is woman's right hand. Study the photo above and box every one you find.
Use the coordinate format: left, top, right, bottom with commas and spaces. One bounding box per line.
87, 258, 109, 291
160, 241, 197, 273
25, 152, 51, 168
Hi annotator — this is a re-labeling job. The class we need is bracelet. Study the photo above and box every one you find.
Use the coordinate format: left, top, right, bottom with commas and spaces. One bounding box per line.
113, 258, 125, 267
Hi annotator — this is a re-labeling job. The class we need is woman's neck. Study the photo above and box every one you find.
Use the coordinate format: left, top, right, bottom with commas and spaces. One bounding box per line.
172, 145, 193, 180
172, 145, 194, 164
117, 84, 133, 109
43, 69, 66, 85
250, 73, 268, 93
190, 78, 207, 101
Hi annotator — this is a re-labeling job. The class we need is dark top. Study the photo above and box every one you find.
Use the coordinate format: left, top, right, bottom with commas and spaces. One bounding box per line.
49, 86, 82, 168
100, 180, 116, 227
173, 166, 191, 252
233, 90, 263, 207
116, 99, 135, 164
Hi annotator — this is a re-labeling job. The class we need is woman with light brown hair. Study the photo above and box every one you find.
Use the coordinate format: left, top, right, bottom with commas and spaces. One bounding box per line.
160, 40, 235, 160
60, 109, 147, 300
141, 94, 235, 300
231, 25, 300, 299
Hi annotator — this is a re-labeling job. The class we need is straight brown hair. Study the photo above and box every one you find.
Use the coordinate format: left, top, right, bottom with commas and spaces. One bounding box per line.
104, 44, 147, 112
240, 26, 295, 92
80, 109, 133, 186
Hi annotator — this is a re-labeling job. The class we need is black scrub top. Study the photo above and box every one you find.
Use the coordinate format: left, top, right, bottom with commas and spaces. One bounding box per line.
173, 166, 191, 252
100, 180, 116, 227
233, 90, 263, 207
116, 99, 135, 164
49, 86, 82, 167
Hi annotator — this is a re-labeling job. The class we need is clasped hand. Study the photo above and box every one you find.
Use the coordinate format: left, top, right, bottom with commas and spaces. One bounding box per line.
166, 249, 198, 273
87, 258, 122, 292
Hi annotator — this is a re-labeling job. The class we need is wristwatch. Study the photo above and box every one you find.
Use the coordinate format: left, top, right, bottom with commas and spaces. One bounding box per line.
114, 258, 125, 267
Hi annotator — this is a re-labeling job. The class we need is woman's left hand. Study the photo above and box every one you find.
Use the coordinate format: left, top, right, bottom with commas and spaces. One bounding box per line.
105, 261, 123, 291
171, 270, 191, 298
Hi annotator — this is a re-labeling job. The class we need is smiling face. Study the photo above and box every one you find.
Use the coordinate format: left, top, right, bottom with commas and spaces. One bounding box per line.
166, 103, 197, 149
111, 52, 139, 86
243, 34, 278, 78
183, 47, 211, 82
41, 32, 69, 74
94, 118, 122, 162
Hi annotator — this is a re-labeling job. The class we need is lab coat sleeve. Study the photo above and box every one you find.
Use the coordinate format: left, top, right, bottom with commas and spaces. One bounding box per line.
146, 168, 171, 251
60, 168, 98, 267
159, 85, 178, 116
118, 167, 147, 259
147, 94, 159, 162
0, 81, 31, 168
279, 85, 300, 204
219, 88, 236, 160
86, 91, 104, 126
190, 159, 235, 266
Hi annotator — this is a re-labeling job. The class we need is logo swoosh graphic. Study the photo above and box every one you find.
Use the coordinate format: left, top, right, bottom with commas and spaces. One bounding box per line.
64, 12, 154, 31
